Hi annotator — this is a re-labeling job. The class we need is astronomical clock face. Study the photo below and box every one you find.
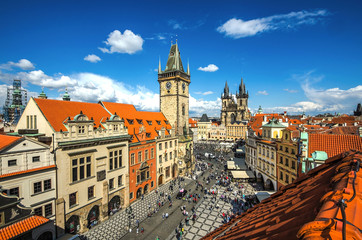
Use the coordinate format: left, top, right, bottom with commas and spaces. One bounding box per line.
166, 81, 171, 90
182, 83, 186, 91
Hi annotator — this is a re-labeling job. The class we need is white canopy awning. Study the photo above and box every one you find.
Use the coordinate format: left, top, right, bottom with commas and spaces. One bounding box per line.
231, 170, 255, 179
227, 160, 247, 170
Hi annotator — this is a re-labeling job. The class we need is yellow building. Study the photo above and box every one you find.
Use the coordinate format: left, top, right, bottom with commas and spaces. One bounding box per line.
226, 122, 248, 141
276, 127, 299, 189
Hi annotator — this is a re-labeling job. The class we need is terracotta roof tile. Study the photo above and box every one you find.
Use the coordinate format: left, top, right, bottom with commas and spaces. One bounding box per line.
0, 165, 56, 179
34, 98, 111, 132
0, 215, 50, 240
308, 133, 362, 158
100, 102, 172, 143
202, 150, 362, 240
0, 135, 22, 151
321, 126, 360, 135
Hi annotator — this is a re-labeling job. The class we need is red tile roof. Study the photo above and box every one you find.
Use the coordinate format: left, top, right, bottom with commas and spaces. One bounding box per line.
308, 133, 362, 158
100, 102, 172, 143
288, 119, 303, 125
202, 150, 362, 240
321, 126, 360, 135
189, 118, 198, 128
0, 215, 50, 240
0, 135, 22, 151
34, 98, 111, 132
0, 165, 56, 179
249, 114, 287, 132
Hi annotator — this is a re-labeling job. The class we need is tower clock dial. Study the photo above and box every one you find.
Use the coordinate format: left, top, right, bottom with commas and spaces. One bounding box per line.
182, 83, 186, 91
166, 82, 172, 90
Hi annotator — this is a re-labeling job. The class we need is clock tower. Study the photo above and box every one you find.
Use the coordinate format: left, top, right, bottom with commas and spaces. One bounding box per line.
158, 42, 190, 135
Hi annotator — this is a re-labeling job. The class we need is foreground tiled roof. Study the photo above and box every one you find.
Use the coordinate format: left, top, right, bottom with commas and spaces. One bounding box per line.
0, 215, 50, 240
0, 135, 22, 151
308, 133, 362, 158
100, 101, 172, 143
203, 150, 362, 240
0, 165, 56, 179
34, 98, 111, 132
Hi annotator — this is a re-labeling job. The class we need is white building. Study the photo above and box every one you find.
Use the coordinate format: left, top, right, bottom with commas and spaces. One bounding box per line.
0, 135, 56, 220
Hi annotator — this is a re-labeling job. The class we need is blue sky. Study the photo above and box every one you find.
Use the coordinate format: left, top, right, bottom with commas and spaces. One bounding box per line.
1, 0, 362, 117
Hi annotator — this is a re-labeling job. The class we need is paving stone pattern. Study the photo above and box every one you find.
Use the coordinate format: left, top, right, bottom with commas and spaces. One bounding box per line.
82, 178, 192, 240
167, 182, 256, 240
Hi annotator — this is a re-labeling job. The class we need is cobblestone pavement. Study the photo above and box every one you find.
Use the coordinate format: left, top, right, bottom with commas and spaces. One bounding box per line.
82, 178, 192, 240
167, 182, 256, 240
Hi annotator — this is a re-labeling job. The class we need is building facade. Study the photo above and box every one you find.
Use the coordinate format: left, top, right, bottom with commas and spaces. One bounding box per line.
15, 98, 130, 235
276, 128, 299, 190
155, 128, 178, 186
197, 114, 211, 140
0, 135, 56, 221
100, 101, 175, 203
209, 123, 226, 141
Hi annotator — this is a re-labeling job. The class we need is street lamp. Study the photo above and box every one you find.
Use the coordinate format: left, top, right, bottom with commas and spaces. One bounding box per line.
125, 206, 133, 231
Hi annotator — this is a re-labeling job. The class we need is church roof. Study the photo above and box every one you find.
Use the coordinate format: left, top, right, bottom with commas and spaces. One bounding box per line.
203, 150, 362, 240
164, 43, 185, 73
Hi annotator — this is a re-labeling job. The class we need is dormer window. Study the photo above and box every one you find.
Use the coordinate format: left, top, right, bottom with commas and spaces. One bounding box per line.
146, 133, 151, 138
156, 120, 161, 125
137, 119, 143, 124
164, 120, 169, 125
127, 119, 134, 125
78, 126, 85, 134
147, 120, 152, 125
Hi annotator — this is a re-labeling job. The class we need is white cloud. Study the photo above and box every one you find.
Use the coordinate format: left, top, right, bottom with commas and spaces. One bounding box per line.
18, 70, 77, 89
99, 30, 144, 54
168, 20, 183, 30
0, 59, 35, 70
84, 54, 101, 63
62, 73, 159, 111
217, 9, 328, 38
189, 95, 221, 117
195, 91, 214, 95
283, 88, 298, 93
257, 90, 269, 95
198, 64, 219, 72
265, 72, 362, 114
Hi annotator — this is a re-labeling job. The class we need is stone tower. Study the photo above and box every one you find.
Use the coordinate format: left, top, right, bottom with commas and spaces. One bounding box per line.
158, 42, 190, 135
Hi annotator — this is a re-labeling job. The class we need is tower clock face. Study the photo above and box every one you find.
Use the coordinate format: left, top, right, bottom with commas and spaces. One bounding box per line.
166, 82, 171, 90
182, 83, 186, 91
